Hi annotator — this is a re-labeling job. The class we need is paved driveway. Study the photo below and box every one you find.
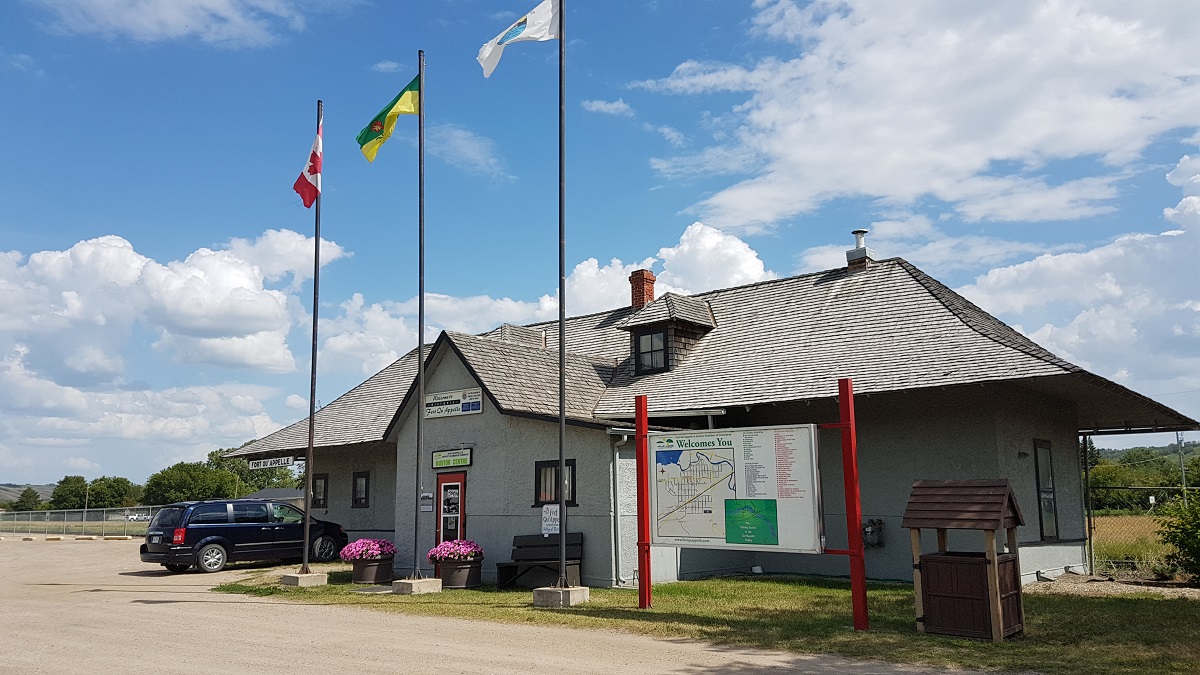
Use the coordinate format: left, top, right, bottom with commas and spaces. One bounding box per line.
0, 538, 978, 674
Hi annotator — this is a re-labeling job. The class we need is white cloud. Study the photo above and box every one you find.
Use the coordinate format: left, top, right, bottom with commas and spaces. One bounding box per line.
796, 214, 1063, 275
0, 343, 284, 481
426, 124, 512, 179
312, 224, 775, 379
372, 60, 402, 73
655, 223, 777, 293
582, 98, 634, 117
31, 0, 311, 48
954, 154, 1200, 425
284, 394, 308, 410
226, 228, 350, 289
0, 443, 33, 469
64, 456, 100, 472
5, 51, 45, 77
320, 294, 416, 376
0, 230, 346, 385
637, 1, 1200, 230
641, 123, 685, 147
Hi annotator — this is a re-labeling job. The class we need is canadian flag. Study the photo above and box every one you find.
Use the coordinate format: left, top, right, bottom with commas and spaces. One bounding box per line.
293, 122, 322, 208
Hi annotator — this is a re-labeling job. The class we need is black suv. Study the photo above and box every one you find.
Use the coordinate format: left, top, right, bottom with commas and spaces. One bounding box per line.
140, 499, 348, 573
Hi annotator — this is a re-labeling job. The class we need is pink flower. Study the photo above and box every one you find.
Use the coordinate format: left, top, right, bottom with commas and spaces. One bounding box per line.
427, 539, 484, 563
339, 538, 398, 561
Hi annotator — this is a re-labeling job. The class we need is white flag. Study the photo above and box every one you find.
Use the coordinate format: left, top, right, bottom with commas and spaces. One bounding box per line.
477, 0, 560, 78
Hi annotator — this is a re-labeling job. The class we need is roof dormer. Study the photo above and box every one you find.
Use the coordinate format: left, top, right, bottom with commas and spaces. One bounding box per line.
618, 278, 715, 375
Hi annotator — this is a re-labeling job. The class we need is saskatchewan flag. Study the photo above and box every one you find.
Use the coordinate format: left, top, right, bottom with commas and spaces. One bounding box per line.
356, 75, 420, 162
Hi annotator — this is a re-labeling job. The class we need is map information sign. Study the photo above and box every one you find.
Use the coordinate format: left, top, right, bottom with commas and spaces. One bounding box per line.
649, 424, 822, 554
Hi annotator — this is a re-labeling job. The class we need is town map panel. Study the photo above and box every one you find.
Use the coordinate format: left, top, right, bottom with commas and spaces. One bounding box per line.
649, 425, 822, 554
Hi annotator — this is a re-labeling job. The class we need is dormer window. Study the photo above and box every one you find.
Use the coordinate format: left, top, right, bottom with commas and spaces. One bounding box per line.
635, 329, 668, 374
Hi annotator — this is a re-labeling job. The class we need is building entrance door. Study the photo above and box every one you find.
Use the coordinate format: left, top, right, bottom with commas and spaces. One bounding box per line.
436, 472, 466, 543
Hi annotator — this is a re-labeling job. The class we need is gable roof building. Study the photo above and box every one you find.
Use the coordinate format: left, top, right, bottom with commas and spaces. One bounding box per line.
229, 234, 1196, 585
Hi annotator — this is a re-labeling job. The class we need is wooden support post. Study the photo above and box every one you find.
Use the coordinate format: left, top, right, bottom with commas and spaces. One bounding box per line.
984, 529, 1004, 644
936, 528, 947, 554
1008, 526, 1025, 629
910, 528, 925, 634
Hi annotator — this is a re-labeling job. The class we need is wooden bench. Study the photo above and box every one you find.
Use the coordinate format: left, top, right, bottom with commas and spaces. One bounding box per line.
495, 533, 583, 588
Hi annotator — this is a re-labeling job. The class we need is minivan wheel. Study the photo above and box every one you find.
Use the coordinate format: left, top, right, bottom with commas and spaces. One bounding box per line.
163, 563, 191, 573
197, 543, 227, 573
312, 535, 339, 563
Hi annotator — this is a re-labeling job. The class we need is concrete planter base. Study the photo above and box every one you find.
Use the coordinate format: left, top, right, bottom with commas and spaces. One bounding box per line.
533, 586, 590, 607
393, 578, 443, 595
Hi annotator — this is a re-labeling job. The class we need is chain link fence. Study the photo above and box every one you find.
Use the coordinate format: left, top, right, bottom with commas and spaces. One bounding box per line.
0, 506, 160, 538
1087, 486, 1186, 578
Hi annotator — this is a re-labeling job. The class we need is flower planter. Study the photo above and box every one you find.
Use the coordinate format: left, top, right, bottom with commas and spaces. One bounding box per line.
437, 559, 483, 588
350, 555, 395, 584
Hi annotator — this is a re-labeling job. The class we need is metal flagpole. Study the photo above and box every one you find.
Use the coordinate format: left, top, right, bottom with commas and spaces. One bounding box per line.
300, 99, 323, 575
410, 50, 427, 579
556, 0, 569, 589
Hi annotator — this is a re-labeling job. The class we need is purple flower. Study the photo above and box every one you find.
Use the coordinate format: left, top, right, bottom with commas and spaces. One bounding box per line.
339, 538, 398, 561
427, 539, 484, 563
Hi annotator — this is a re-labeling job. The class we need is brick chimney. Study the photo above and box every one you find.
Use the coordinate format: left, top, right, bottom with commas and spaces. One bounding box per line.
629, 269, 657, 309
846, 229, 876, 272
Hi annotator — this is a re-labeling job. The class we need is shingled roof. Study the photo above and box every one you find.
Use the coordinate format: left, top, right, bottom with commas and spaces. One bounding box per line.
231, 257, 1197, 459
618, 292, 715, 330
418, 331, 618, 426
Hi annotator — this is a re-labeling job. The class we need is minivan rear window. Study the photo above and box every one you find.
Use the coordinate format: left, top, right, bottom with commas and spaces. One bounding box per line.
187, 503, 229, 525
150, 507, 184, 529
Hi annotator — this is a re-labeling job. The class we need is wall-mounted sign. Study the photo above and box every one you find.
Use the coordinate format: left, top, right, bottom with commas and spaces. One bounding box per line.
249, 456, 294, 470
649, 424, 822, 554
419, 492, 434, 512
425, 387, 483, 419
541, 504, 560, 536
432, 447, 473, 469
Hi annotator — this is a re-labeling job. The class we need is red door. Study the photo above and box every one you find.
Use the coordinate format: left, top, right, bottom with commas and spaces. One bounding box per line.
436, 472, 466, 544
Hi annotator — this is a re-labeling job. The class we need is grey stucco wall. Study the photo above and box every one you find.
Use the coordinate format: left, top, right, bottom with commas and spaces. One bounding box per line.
309, 441, 396, 542
392, 348, 623, 586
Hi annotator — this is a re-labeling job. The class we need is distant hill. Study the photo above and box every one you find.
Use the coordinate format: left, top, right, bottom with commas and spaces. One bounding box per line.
0, 483, 56, 504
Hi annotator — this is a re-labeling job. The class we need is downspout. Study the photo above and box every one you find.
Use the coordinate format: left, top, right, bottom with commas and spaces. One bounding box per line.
1083, 434, 1095, 576
612, 435, 630, 585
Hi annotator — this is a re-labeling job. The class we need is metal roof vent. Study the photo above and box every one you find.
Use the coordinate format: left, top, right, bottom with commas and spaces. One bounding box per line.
846, 229, 876, 272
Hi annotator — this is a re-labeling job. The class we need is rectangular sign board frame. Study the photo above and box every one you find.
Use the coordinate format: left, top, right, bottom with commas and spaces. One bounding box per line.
249, 456, 295, 470
425, 387, 483, 419
648, 424, 823, 554
432, 447, 473, 469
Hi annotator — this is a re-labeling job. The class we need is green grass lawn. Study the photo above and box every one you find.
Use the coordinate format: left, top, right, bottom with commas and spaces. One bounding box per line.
215, 569, 1200, 675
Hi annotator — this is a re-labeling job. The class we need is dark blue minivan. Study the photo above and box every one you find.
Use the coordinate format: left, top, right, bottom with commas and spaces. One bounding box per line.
140, 499, 348, 573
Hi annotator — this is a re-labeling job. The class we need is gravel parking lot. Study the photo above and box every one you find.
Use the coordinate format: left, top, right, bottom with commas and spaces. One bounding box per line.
0, 538, 982, 675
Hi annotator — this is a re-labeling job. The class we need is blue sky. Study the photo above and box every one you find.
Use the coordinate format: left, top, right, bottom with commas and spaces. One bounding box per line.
2, 0, 1199, 485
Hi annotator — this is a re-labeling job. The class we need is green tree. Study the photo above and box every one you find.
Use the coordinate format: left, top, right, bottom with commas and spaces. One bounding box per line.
50, 475, 89, 510
1089, 462, 1145, 511
1156, 497, 1200, 582
1079, 437, 1100, 469
1118, 448, 1176, 485
205, 448, 298, 496
87, 476, 143, 508
13, 487, 42, 511
142, 462, 238, 505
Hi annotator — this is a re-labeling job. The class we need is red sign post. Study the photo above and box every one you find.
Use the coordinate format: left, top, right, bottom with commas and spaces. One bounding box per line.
635, 394, 652, 609
634, 380, 865, 629
818, 378, 869, 631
